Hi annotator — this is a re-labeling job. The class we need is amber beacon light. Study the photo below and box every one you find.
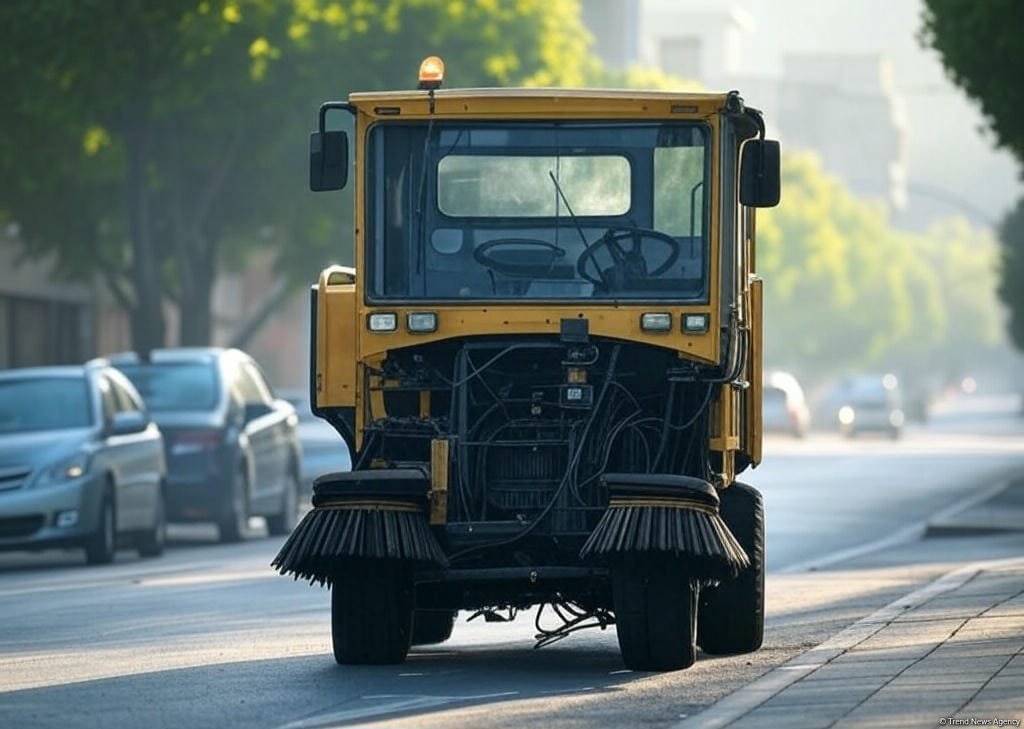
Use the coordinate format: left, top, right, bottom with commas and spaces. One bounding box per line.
418, 56, 445, 90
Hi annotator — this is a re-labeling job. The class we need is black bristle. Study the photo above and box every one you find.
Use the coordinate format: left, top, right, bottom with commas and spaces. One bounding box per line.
272, 505, 447, 586
579, 505, 749, 581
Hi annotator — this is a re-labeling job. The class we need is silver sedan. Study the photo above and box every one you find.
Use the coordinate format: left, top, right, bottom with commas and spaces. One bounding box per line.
0, 363, 166, 565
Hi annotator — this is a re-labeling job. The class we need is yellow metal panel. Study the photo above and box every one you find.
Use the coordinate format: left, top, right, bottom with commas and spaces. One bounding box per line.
743, 278, 764, 467
350, 89, 727, 122
315, 267, 357, 409
429, 438, 450, 525
356, 306, 719, 364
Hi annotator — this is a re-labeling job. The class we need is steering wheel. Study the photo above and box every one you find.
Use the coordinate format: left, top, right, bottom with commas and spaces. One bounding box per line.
473, 238, 567, 277
576, 227, 681, 287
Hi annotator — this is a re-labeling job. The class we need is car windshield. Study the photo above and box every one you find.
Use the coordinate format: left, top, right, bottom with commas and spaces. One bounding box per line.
0, 377, 93, 433
117, 362, 220, 412
368, 121, 709, 301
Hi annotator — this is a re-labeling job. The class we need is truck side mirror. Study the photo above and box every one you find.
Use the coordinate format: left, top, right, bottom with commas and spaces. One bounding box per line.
310, 130, 348, 191
740, 139, 781, 208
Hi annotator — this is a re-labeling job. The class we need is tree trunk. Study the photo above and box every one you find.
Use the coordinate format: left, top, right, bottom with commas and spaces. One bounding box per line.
178, 248, 215, 346
124, 124, 166, 356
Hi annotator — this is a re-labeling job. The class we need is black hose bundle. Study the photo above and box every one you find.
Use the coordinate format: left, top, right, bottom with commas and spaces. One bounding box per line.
579, 475, 749, 582
271, 469, 446, 586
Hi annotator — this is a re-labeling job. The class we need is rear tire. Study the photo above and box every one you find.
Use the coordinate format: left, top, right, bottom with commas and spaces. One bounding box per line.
218, 467, 248, 543
612, 557, 698, 671
137, 490, 166, 558
85, 495, 116, 566
411, 609, 457, 646
266, 473, 299, 536
698, 482, 765, 654
331, 560, 413, 664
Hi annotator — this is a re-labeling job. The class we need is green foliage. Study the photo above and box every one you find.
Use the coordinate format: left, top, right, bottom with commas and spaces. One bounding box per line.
758, 152, 1002, 380
998, 199, 1024, 351
921, 0, 1024, 355
0, 0, 593, 347
920, 0, 1024, 167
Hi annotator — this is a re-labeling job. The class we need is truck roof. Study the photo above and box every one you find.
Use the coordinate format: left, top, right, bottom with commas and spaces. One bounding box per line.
347, 88, 732, 119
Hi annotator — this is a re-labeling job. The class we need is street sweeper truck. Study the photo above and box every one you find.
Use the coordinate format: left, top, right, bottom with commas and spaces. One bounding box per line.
274, 56, 781, 671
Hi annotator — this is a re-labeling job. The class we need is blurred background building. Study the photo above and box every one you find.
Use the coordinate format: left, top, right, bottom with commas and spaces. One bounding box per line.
593, 0, 1015, 229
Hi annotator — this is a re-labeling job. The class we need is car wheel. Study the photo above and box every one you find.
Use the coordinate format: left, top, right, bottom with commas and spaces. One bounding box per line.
266, 472, 299, 536
85, 494, 116, 566
138, 490, 166, 558
218, 466, 248, 543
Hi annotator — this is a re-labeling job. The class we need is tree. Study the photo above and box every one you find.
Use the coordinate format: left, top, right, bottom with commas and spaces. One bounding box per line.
920, 0, 1024, 165
999, 200, 1024, 351
921, 0, 1024, 353
0, 0, 592, 352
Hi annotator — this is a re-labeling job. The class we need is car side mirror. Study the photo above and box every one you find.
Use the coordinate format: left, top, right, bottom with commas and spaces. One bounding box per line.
108, 411, 149, 436
739, 139, 781, 208
310, 130, 348, 191
244, 402, 273, 423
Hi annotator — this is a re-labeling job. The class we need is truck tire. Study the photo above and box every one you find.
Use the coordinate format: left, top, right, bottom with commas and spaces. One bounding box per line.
331, 560, 413, 664
697, 481, 765, 654
411, 609, 457, 646
612, 557, 698, 671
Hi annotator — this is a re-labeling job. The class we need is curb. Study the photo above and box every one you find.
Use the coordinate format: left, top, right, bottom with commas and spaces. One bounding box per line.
672, 555, 1024, 729
924, 476, 1024, 538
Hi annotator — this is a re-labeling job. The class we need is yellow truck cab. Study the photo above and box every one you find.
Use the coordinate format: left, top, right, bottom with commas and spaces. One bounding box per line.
274, 58, 780, 671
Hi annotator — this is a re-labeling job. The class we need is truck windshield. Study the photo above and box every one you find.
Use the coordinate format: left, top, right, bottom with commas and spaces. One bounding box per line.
367, 121, 709, 301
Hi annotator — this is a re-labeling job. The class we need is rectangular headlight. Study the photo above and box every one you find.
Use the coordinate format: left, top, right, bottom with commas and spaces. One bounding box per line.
640, 312, 672, 332
406, 312, 437, 333
367, 312, 397, 332
683, 313, 709, 333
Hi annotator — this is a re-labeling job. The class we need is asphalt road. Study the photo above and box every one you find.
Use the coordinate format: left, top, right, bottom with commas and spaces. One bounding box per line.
1, 395, 1022, 729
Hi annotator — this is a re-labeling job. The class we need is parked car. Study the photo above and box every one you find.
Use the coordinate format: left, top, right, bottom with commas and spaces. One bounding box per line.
107, 348, 302, 542
762, 371, 811, 437
836, 373, 905, 439
0, 363, 166, 564
277, 389, 351, 493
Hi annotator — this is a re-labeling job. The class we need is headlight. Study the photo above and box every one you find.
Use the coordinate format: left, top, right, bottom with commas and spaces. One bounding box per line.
367, 312, 397, 332
640, 312, 672, 332
683, 313, 709, 333
34, 452, 92, 488
406, 312, 437, 333
838, 406, 855, 425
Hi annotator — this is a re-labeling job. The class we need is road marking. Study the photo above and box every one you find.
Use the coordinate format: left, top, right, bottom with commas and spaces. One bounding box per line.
673, 555, 1024, 729
775, 478, 1011, 574
277, 691, 520, 729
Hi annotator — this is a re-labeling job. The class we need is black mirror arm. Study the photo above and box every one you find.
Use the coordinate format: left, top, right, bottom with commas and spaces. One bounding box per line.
317, 101, 356, 134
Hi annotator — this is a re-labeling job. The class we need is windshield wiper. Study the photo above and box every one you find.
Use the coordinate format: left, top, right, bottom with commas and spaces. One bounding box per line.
547, 170, 588, 250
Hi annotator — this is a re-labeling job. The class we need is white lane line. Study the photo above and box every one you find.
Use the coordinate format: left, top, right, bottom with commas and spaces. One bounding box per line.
277, 692, 519, 729
775, 478, 1011, 575
672, 555, 1024, 729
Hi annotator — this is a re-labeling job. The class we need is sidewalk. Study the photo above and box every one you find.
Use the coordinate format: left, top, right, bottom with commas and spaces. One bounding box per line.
676, 479, 1024, 729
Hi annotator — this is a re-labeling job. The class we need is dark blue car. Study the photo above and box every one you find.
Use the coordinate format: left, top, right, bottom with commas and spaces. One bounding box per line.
107, 348, 302, 542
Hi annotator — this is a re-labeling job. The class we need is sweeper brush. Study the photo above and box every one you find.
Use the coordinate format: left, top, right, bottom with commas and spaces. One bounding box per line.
271, 469, 446, 586
580, 474, 749, 581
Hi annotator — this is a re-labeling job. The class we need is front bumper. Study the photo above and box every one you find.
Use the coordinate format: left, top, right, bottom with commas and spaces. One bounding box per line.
0, 475, 105, 551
